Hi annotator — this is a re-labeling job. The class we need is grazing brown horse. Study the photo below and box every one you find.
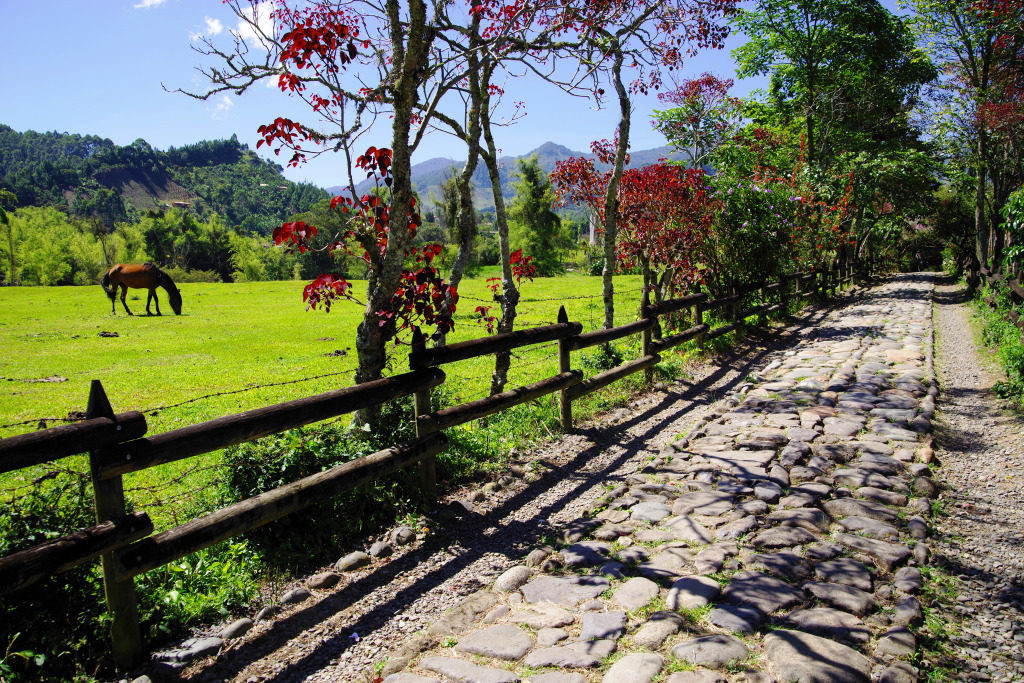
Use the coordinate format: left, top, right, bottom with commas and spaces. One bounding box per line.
101, 263, 182, 316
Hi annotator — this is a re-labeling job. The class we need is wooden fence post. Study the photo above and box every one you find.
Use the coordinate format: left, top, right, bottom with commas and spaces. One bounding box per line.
87, 380, 143, 672
640, 292, 654, 383
409, 330, 437, 499
557, 306, 574, 433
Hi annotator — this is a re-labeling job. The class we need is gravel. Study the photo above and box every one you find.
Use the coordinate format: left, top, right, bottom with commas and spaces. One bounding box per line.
927, 277, 1024, 682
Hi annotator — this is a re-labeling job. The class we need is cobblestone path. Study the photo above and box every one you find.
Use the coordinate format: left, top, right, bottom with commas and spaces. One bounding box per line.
378, 274, 941, 683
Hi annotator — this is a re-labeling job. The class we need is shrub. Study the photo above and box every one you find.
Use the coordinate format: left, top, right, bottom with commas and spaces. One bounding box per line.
221, 397, 422, 571
161, 266, 222, 283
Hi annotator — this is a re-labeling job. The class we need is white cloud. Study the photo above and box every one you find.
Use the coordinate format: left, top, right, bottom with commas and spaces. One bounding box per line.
133, 0, 168, 8
209, 95, 234, 120
232, 1, 275, 51
190, 16, 224, 41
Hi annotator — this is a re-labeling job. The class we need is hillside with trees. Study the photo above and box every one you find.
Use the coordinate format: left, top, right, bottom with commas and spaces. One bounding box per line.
0, 126, 327, 234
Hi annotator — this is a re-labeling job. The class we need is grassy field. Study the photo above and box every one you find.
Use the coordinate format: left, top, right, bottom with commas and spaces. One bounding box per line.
1, 272, 653, 530
0, 272, 644, 436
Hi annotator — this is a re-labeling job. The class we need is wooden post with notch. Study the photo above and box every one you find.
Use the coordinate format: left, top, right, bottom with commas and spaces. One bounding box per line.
410, 330, 438, 499
557, 306, 574, 433
87, 380, 143, 672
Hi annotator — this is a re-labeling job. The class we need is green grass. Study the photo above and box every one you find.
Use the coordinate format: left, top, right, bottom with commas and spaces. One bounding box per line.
0, 274, 644, 434
0, 273, 649, 530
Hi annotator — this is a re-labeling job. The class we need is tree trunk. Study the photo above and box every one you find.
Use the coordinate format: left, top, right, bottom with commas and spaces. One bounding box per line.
481, 86, 520, 396
601, 47, 631, 330
354, 0, 429, 424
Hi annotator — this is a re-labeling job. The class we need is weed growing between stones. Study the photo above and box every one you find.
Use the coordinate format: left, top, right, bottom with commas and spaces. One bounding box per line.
629, 596, 669, 622
913, 565, 960, 681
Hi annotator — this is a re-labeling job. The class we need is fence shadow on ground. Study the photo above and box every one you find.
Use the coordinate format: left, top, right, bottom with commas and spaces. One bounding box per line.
182, 296, 851, 682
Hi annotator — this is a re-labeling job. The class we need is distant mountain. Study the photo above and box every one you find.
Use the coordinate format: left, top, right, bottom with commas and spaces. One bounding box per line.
327, 141, 686, 211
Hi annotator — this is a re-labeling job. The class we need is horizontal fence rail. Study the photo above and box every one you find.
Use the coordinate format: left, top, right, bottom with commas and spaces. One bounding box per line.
0, 256, 874, 672
0, 411, 147, 475
95, 368, 446, 479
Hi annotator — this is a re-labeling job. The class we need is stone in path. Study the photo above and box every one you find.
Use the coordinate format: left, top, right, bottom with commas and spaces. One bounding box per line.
561, 541, 611, 567
419, 656, 520, 683
667, 575, 720, 611
524, 647, 599, 669
762, 630, 871, 683
662, 515, 714, 543
750, 525, 817, 549
520, 575, 610, 607
602, 653, 663, 683
631, 611, 685, 649
613, 577, 660, 611
722, 571, 805, 613
835, 533, 911, 572
766, 507, 831, 533
823, 498, 898, 523
510, 604, 575, 629
785, 607, 871, 644
664, 673, 727, 683
493, 566, 532, 593
631, 501, 673, 523
814, 558, 873, 591
707, 603, 761, 635
455, 625, 533, 661
837, 515, 900, 540
639, 547, 693, 580
801, 581, 877, 616
670, 634, 749, 668
527, 674, 587, 683
673, 491, 734, 516
744, 551, 812, 582
580, 611, 627, 641
383, 674, 440, 683
875, 626, 916, 658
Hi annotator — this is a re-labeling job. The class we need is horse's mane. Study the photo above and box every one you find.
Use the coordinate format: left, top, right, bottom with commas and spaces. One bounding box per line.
150, 264, 179, 292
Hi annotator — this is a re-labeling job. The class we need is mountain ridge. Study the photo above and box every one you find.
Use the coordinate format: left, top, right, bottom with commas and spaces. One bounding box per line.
327, 141, 685, 210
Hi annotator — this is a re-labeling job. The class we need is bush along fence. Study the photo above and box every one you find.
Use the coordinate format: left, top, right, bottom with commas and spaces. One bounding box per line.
979, 265, 1024, 341
0, 258, 875, 672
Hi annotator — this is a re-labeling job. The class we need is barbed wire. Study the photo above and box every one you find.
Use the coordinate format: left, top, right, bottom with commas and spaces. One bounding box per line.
0, 365, 362, 433
457, 286, 644, 304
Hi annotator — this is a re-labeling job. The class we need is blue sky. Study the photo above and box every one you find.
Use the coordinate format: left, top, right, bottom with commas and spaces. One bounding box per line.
1, 1, 898, 189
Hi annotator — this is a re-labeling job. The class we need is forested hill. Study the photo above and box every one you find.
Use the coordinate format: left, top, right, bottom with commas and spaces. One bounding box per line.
0, 125, 327, 235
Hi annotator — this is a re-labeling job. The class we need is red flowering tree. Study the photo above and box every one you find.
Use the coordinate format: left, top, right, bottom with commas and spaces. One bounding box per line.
652, 73, 743, 168
479, 0, 739, 328
182, 0, 483, 389
273, 146, 457, 343
617, 164, 715, 303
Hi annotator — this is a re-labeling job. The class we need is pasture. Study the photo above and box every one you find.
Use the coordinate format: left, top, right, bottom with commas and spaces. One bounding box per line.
0, 272, 651, 529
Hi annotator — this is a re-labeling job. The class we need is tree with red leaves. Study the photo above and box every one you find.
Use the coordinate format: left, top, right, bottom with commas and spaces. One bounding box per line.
181, 0, 485, 391
652, 73, 742, 168
479, 0, 739, 328
617, 163, 715, 304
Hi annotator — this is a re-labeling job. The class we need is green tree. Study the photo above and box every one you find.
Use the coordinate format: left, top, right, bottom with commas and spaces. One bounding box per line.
509, 155, 567, 277
0, 189, 17, 284
733, 0, 935, 166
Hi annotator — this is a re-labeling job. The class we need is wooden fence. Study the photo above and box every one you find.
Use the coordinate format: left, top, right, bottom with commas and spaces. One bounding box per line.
0, 260, 865, 671
979, 265, 1024, 341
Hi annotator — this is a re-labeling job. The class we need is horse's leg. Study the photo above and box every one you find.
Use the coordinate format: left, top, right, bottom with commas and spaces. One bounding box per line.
149, 288, 161, 316
120, 284, 133, 315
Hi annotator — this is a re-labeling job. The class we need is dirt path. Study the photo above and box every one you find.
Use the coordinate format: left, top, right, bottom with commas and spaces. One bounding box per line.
171, 295, 845, 683
928, 279, 1024, 682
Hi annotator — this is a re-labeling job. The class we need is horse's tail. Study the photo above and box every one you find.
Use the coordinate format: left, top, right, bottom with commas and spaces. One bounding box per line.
100, 270, 115, 300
